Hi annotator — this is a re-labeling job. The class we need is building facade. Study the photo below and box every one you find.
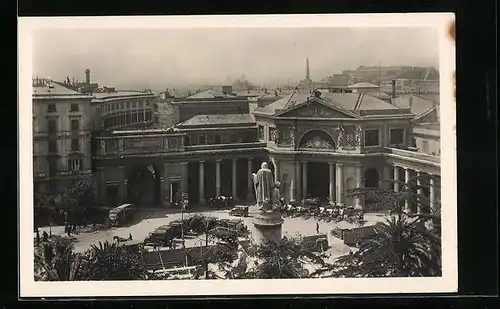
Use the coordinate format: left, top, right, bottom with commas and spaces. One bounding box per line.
94, 89, 441, 215
32, 78, 94, 194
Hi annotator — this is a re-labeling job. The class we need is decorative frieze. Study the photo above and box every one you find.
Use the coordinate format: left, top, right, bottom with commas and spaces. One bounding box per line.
334, 125, 362, 151
277, 126, 296, 148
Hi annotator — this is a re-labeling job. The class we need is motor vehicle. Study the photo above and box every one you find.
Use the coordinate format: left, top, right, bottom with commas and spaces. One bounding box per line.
229, 206, 249, 217
108, 204, 134, 227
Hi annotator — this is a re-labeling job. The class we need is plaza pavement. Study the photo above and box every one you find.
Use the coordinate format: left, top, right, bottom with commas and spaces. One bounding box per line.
38, 205, 388, 257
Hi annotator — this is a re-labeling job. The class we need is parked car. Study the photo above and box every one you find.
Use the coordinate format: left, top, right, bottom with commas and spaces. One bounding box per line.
229, 206, 249, 217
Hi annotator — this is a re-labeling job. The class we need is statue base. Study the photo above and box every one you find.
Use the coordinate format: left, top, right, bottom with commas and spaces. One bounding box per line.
252, 211, 284, 244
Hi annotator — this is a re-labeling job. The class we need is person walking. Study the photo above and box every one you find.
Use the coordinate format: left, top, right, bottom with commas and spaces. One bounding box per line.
316, 222, 320, 234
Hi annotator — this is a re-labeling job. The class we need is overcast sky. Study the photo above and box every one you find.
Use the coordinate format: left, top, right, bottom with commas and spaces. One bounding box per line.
33, 27, 438, 90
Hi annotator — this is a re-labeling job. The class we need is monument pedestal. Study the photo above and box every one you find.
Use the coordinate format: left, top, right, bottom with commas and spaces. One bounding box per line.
252, 211, 284, 245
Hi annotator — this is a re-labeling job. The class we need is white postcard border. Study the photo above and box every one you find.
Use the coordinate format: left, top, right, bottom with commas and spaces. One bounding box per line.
18, 13, 457, 297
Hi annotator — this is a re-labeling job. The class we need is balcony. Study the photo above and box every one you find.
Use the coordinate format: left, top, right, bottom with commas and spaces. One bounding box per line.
384, 147, 440, 164
58, 170, 92, 177
185, 142, 267, 152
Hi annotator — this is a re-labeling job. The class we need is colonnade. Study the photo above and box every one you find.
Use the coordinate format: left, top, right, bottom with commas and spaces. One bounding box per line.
282, 160, 363, 209
389, 164, 439, 214
197, 158, 254, 204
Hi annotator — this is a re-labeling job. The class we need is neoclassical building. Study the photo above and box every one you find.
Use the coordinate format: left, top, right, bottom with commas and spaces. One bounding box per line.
94, 88, 441, 214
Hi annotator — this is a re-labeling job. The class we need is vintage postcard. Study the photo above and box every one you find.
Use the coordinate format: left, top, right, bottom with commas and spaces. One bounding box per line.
18, 13, 456, 297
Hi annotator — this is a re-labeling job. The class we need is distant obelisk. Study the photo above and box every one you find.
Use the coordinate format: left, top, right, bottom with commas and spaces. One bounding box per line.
306, 57, 310, 81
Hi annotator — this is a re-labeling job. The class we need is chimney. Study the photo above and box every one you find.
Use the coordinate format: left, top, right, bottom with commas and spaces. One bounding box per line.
85, 69, 91, 85
391, 80, 396, 98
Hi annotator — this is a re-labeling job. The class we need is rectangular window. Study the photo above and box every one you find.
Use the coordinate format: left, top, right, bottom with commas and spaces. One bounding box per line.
70, 103, 79, 112
48, 119, 57, 134
198, 134, 206, 144
214, 135, 222, 144
126, 102, 130, 108
120, 103, 124, 109
390, 128, 405, 145
146, 111, 152, 121
71, 138, 80, 151
146, 100, 150, 107
132, 102, 136, 108
70, 119, 79, 131
48, 139, 57, 153
364, 129, 380, 146
139, 101, 144, 108
47, 104, 56, 113
138, 112, 144, 122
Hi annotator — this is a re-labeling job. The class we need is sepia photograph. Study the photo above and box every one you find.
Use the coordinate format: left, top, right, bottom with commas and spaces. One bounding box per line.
18, 14, 456, 297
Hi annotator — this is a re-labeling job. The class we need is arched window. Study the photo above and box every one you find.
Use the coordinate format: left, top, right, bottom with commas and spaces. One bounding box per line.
299, 130, 336, 149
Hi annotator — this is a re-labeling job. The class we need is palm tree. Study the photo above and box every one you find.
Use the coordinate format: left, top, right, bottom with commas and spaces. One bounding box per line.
330, 215, 441, 277
239, 237, 328, 279
313, 175, 442, 278
81, 240, 149, 280
34, 238, 83, 281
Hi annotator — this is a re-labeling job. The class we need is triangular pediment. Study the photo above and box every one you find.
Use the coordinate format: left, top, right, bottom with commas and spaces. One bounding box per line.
276, 99, 358, 118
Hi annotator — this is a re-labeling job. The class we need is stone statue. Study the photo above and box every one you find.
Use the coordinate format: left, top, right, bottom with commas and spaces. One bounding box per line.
289, 126, 296, 145
271, 181, 282, 212
100, 140, 106, 153
335, 125, 345, 147
354, 126, 362, 145
251, 162, 274, 211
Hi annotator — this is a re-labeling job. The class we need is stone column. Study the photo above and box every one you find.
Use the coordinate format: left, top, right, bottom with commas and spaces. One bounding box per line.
159, 177, 165, 206
301, 161, 307, 199
355, 165, 363, 210
383, 164, 391, 189
247, 158, 253, 202
274, 159, 280, 183
336, 163, 344, 206
295, 160, 301, 201
199, 160, 205, 205
393, 165, 400, 192
429, 174, 436, 212
329, 163, 335, 204
163, 163, 170, 207
416, 171, 423, 214
215, 159, 221, 197
181, 162, 188, 194
232, 158, 238, 201
404, 168, 411, 213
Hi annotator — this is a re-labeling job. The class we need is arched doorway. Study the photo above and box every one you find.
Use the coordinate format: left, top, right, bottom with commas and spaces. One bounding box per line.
307, 162, 329, 200
364, 168, 379, 188
299, 130, 336, 150
127, 164, 161, 207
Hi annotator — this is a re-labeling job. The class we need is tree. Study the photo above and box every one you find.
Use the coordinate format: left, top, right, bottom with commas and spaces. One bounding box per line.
239, 237, 329, 279
80, 240, 149, 280
34, 238, 83, 281
313, 176, 442, 278
56, 177, 96, 226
